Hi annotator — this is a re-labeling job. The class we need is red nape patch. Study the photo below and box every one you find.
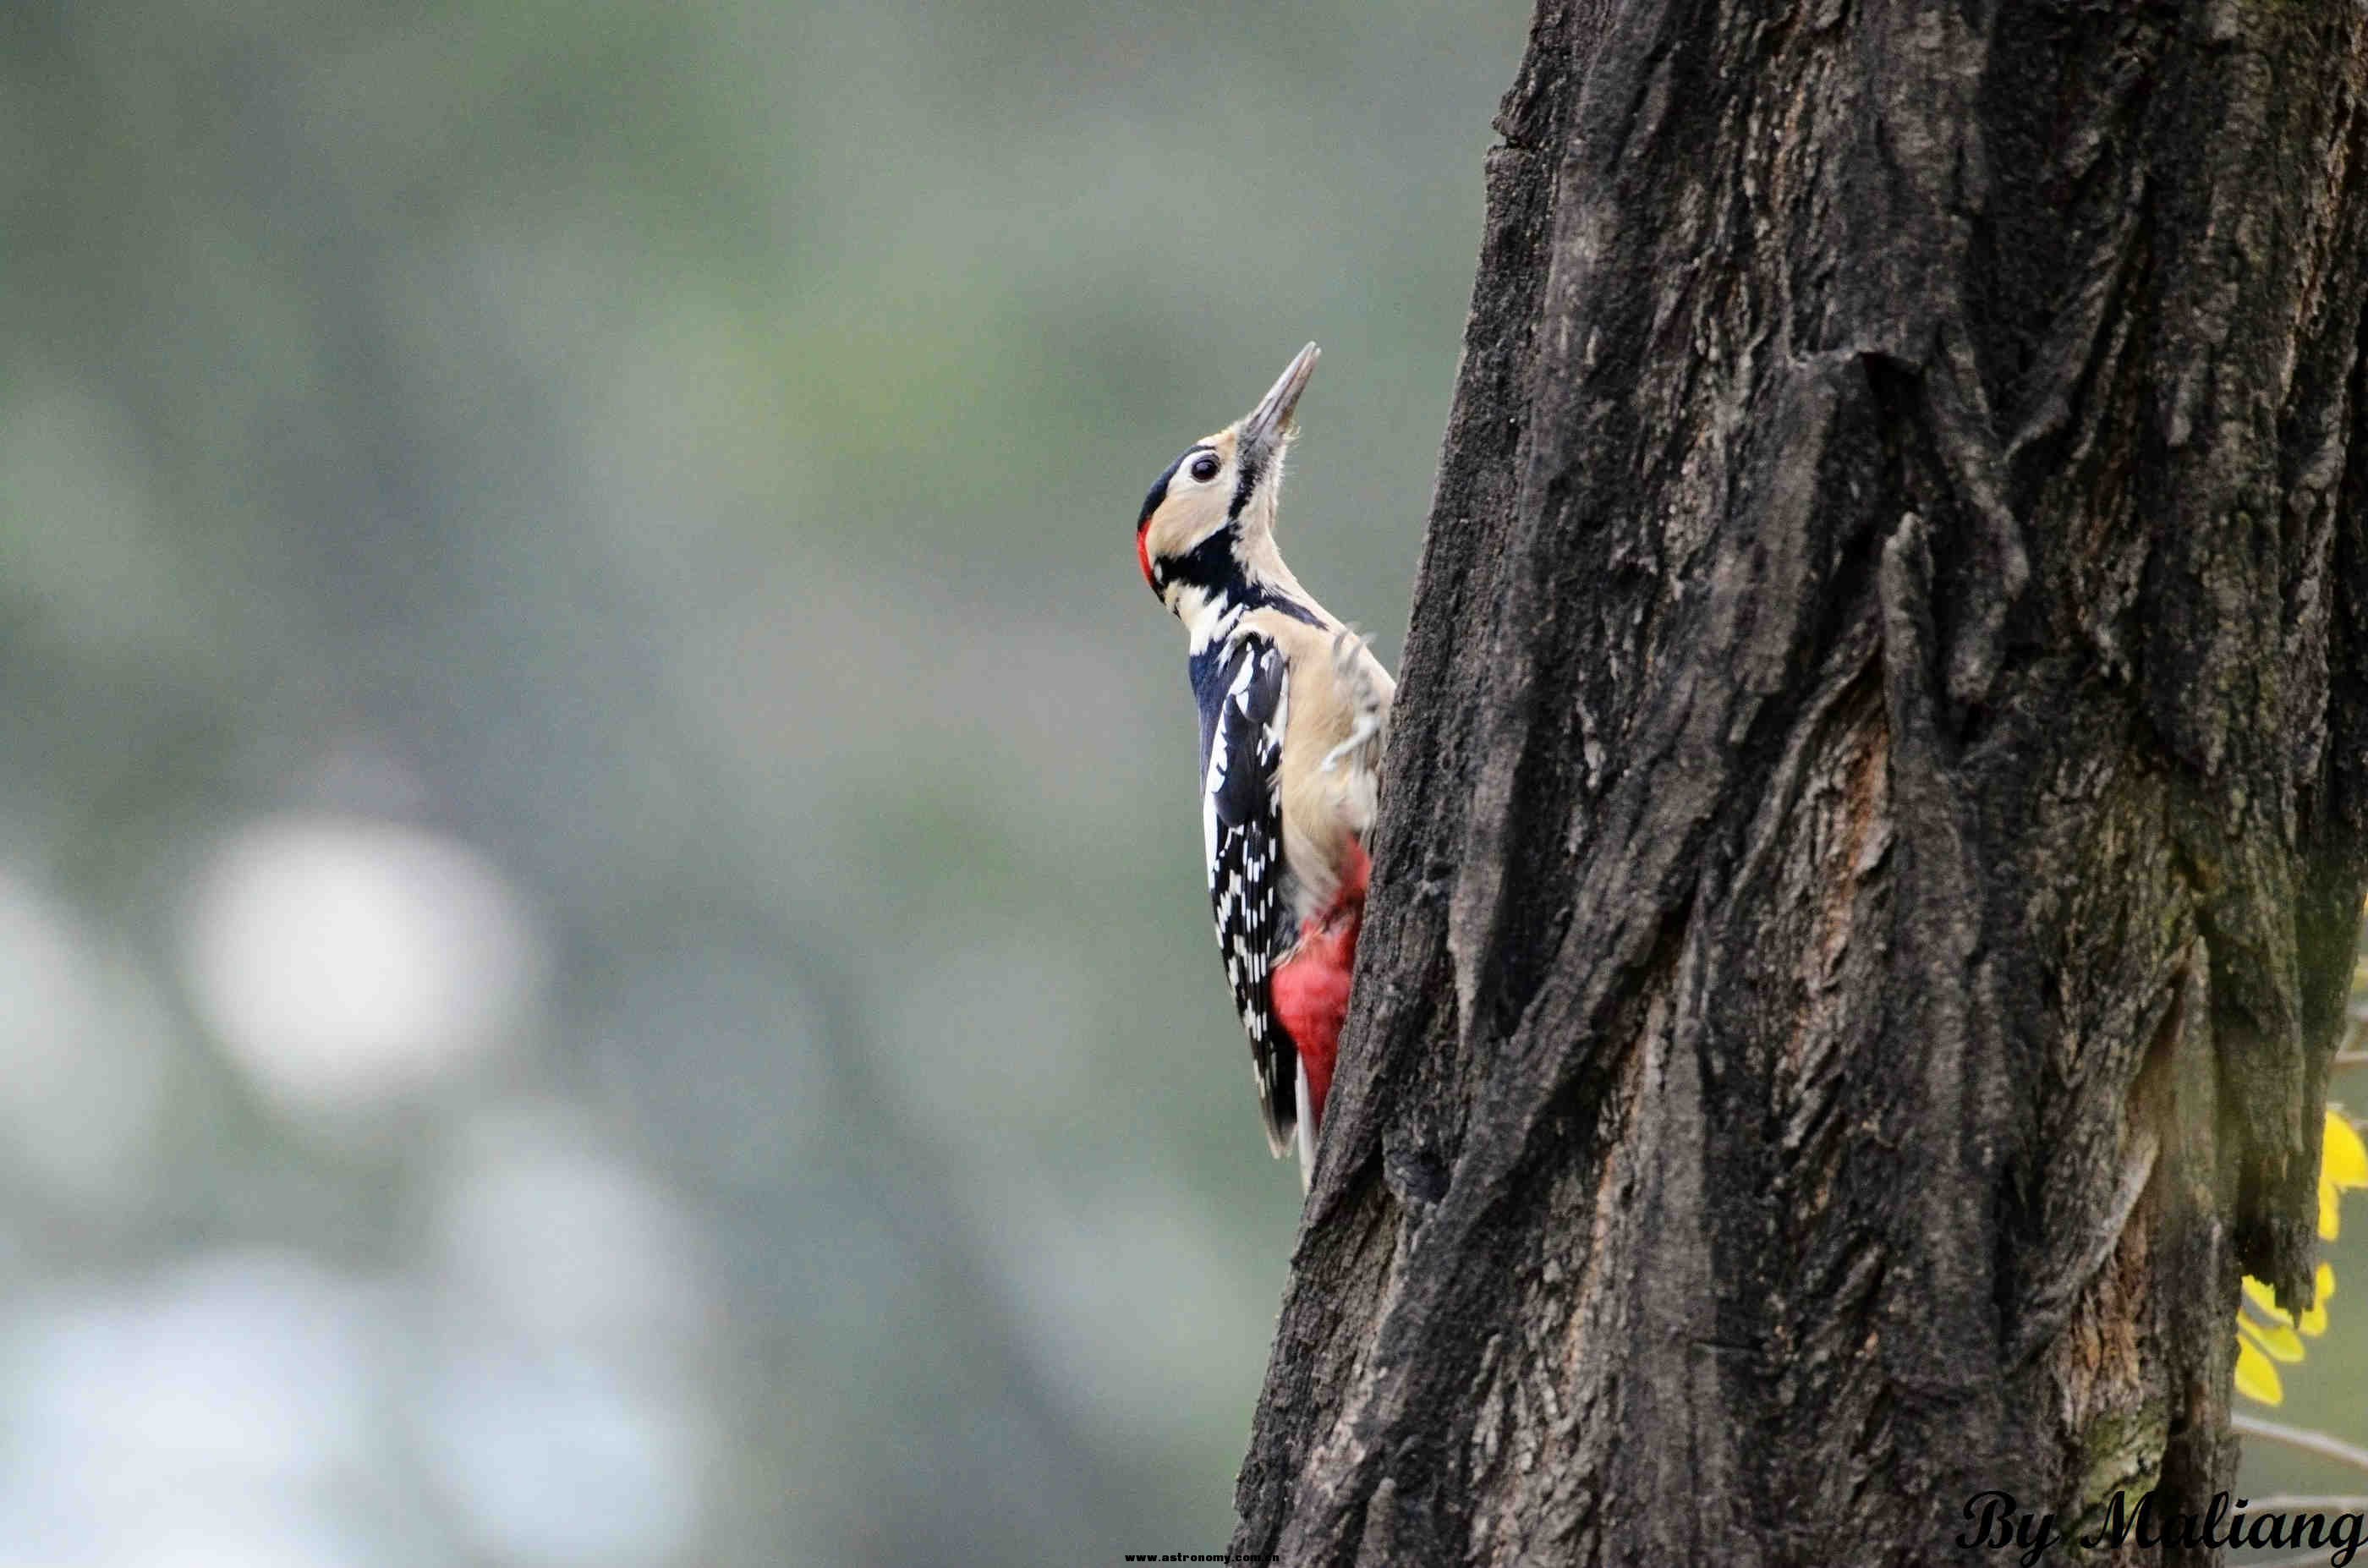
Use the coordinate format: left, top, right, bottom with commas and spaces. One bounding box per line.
1136, 525, 1154, 589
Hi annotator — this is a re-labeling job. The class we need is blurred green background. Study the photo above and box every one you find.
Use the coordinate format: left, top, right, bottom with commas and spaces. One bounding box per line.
7, 3, 2360, 1565
0, 3, 1527, 1565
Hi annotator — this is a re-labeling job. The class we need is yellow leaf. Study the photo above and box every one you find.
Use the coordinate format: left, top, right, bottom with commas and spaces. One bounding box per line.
2237, 1335, 2286, 1404
2243, 1275, 2294, 1324
2239, 1315, 2306, 1363
2324, 1111, 2368, 1190
2322, 1180, 2342, 1242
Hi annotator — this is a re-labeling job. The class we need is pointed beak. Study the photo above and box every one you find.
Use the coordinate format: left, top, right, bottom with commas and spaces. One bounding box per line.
1236, 343, 1319, 463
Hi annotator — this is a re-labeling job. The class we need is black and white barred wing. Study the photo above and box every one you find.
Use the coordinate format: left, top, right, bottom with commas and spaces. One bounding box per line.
1202, 633, 1295, 1156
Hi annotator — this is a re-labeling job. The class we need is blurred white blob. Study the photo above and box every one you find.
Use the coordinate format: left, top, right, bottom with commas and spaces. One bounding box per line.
0, 1252, 400, 1568
418, 1348, 701, 1568
427, 1109, 710, 1348
0, 869, 172, 1209
53, 1516, 381, 1568
180, 816, 545, 1127
411, 1109, 711, 1566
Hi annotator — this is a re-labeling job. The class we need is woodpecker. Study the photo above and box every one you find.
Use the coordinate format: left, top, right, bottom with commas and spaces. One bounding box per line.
1135, 343, 1395, 1188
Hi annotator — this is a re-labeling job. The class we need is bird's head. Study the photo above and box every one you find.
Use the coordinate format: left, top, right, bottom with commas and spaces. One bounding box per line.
1135, 343, 1319, 616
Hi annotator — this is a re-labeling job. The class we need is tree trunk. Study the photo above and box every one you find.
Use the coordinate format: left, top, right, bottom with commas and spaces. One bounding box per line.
1234, 3, 2368, 1564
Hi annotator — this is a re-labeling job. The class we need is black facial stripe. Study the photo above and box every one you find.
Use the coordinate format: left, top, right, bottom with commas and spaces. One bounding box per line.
1137, 443, 1220, 529
1227, 454, 1262, 518
1165, 525, 1235, 590
1165, 524, 1324, 626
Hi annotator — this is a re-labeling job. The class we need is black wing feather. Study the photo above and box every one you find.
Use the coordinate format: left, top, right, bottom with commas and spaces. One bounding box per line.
1200, 632, 1295, 1154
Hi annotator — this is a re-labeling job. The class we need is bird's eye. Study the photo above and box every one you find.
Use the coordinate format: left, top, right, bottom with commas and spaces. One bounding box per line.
1190, 453, 1221, 483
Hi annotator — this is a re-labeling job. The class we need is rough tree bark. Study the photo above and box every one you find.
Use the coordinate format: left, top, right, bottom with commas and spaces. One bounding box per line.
1235, 3, 2368, 1564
